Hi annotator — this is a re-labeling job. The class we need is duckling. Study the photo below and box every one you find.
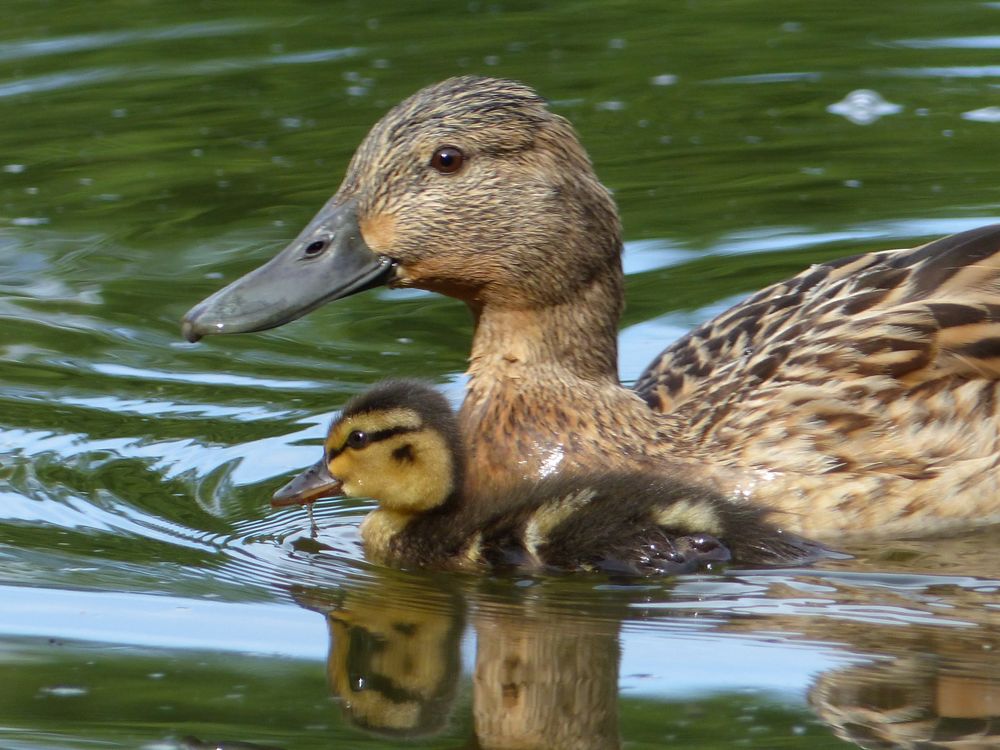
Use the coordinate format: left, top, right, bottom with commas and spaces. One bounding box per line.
185, 76, 1000, 539
271, 380, 823, 575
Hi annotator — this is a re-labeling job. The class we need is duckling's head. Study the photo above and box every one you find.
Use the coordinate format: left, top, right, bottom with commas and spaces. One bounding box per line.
183, 76, 622, 340
272, 380, 463, 515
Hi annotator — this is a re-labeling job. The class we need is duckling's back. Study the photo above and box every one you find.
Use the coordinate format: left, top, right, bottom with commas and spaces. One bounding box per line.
454, 472, 825, 576
528, 472, 822, 575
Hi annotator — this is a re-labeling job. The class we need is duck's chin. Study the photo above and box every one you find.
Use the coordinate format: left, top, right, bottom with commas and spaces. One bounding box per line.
387, 265, 487, 303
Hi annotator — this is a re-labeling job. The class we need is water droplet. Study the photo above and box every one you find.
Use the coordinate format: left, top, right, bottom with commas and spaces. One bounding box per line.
596, 100, 625, 112
827, 89, 902, 125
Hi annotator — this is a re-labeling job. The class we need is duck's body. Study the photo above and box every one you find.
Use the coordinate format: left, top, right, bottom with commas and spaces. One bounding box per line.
461, 223, 1000, 539
185, 76, 1000, 539
272, 381, 822, 574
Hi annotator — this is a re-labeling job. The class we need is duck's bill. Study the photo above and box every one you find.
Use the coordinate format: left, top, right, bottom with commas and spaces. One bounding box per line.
271, 459, 344, 507
181, 200, 394, 343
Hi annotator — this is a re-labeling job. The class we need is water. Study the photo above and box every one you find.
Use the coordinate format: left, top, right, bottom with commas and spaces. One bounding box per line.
2, 1, 1000, 747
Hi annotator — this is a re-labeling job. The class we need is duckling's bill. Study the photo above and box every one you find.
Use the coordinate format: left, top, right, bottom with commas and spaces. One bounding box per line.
271, 459, 343, 507
181, 199, 394, 342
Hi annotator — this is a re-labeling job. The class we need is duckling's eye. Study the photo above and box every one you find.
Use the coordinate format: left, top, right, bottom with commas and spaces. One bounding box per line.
303, 239, 328, 257
346, 430, 370, 450
430, 146, 464, 175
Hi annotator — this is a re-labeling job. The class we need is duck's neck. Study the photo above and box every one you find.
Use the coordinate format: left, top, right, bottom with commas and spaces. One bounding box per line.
459, 269, 676, 489
467, 270, 623, 385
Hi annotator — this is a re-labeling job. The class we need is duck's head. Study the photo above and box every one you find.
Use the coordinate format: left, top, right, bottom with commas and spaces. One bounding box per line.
182, 76, 621, 341
271, 380, 464, 514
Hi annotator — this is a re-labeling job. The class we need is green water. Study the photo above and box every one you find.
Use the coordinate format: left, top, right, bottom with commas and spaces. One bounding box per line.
2, 1, 1000, 748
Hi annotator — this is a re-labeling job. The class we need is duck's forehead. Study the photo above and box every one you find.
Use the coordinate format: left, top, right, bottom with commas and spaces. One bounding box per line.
325, 408, 423, 452
364, 78, 548, 154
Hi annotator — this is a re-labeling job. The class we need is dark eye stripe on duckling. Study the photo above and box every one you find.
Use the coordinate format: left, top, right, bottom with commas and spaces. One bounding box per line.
328, 426, 419, 460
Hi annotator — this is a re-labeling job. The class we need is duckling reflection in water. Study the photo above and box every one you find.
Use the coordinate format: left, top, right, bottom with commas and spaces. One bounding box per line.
272, 380, 825, 575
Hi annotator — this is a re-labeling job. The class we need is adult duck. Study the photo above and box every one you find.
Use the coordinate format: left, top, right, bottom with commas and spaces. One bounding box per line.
182, 76, 1000, 539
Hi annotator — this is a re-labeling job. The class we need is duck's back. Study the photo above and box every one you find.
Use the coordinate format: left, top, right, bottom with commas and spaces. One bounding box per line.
636, 224, 1000, 535
637, 224, 1000, 414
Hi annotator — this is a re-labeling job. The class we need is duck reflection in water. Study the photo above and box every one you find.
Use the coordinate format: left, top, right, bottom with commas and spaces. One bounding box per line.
289, 540, 1000, 750
801, 531, 1000, 749
292, 578, 623, 748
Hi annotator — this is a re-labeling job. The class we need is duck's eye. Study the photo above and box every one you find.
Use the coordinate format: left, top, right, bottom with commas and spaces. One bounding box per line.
346, 430, 370, 450
304, 239, 328, 257
430, 146, 464, 175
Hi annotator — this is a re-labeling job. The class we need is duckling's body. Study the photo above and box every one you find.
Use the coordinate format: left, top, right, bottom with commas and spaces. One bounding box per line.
272, 381, 823, 575
371, 472, 815, 574
185, 76, 1000, 539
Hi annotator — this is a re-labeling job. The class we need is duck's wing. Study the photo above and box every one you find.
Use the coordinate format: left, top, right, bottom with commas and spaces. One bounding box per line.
636, 223, 1000, 412
637, 224, 1000, 476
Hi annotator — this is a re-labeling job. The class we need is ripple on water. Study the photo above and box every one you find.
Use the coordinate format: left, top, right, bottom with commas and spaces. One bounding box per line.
216, 502, 377, 593
0, 20, 272, 63
0, 48, 364, 101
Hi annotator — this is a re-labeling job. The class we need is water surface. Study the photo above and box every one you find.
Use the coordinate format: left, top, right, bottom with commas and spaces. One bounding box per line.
2, 1, 1000, 747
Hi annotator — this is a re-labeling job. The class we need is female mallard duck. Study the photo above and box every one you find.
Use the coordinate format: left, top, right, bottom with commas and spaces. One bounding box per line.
183, 76, 1000, 539
271, 380, 822, 574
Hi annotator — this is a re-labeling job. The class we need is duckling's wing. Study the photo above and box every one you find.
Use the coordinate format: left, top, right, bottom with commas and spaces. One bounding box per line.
636, 224, 1000, 412
638, 224, 1000, 475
